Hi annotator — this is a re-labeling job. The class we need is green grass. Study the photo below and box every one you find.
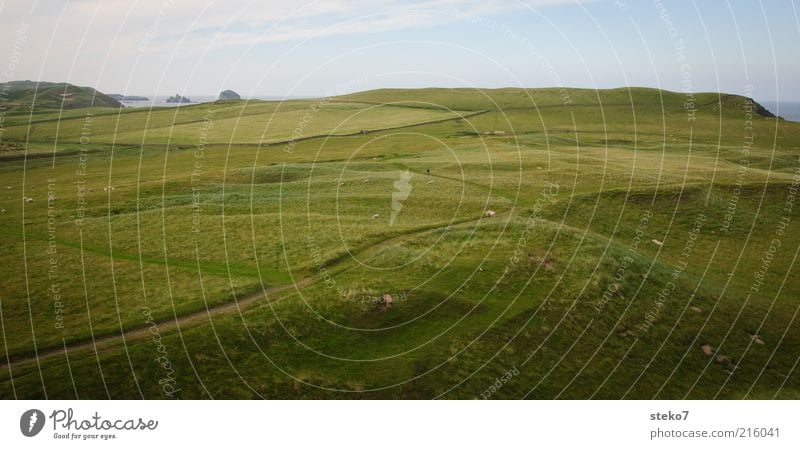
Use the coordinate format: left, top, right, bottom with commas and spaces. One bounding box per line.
0, 87, 798, 399
0, 81, 121, 111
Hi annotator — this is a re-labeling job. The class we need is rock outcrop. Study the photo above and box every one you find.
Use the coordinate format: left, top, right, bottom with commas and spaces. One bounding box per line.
166, 94, 191, 103
218, 90, 241, 101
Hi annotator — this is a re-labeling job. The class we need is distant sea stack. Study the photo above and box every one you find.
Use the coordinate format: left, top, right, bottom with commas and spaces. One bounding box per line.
218, 90, 240, 101
166, 93, 192, 103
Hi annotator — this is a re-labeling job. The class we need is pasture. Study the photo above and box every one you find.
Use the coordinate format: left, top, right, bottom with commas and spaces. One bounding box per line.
0, 87, 798, 399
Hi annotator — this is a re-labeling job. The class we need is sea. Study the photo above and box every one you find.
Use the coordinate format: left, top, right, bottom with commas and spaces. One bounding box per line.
759, 101, 800, 123
120, 94, 313, 108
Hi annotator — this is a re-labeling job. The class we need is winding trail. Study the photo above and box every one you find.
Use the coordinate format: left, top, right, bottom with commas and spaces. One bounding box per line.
0, 210, 504, 372
3, 178, 774, 372
0, 277, 317, 372
0, 107, 497, 373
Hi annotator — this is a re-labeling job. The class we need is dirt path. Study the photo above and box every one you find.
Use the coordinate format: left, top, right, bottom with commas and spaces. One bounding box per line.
1, 209, 506, 371
0, 276, 318, 371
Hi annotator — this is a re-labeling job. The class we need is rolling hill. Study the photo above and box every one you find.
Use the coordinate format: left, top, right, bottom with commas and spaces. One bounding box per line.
0, 86, 797, 399
0, 80, 122, 112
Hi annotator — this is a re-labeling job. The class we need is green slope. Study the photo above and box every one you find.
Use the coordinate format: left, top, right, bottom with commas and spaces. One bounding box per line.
0, 80, 122, 112
0, 86, 797, 399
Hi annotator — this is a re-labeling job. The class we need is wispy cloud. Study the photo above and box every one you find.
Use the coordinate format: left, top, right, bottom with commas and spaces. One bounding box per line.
0, 0, 585, 57
0, 0, 592, 93
178, 0, 590, 47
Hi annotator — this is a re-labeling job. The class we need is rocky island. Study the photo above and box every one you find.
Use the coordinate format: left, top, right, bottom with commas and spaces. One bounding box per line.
218, 89, 241, 101
166, 93, 191, 103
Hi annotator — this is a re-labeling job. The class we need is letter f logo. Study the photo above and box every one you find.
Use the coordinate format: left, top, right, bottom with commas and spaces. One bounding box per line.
20, 409, 45, 437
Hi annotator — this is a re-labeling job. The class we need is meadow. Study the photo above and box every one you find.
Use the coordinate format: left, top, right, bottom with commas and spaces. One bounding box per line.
0, 87, 798, 399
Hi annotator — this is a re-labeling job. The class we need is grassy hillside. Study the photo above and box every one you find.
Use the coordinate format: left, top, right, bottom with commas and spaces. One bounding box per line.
0, 87, 798, 399
0, 81, 121, 112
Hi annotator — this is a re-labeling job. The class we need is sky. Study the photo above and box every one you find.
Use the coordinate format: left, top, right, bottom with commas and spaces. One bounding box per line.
0, 0, 798, 101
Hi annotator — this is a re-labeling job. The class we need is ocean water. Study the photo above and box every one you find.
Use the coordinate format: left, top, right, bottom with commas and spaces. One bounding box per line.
120, 94, 312, 108
120, 95, 218, 108
760, 101, 800, 123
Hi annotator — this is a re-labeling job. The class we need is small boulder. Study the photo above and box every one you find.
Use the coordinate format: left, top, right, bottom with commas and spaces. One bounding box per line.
652, 239, 663, 246
485, 210, 496, 218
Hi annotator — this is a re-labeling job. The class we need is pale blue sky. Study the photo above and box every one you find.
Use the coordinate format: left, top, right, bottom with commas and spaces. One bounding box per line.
0, 0, 797, 100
